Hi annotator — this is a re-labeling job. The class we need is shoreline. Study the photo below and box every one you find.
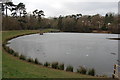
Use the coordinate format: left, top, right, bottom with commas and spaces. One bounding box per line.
108, 38, 120, 40
2, 30, 99, 78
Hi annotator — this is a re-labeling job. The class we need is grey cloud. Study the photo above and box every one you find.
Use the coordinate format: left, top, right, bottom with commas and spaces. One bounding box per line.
62, 2, 118, 15
45, 2, 118, 17
12, 0, 118, 17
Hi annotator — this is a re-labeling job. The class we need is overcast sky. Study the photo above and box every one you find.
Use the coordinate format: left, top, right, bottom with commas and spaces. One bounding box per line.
7, 0, 120, 17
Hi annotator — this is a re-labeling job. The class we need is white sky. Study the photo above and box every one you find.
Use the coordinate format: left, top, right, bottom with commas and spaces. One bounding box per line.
10, 0, 120, 17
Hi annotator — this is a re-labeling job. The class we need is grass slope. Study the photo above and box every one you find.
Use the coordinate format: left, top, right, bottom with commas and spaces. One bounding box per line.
2, 30, 96, 78
0, 50, 1, 79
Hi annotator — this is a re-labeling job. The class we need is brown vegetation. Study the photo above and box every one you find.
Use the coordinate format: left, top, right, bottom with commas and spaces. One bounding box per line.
1, 1, 119, 34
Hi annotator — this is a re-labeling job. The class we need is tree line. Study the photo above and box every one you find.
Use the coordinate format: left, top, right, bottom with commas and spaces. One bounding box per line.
1, 1, 120, 33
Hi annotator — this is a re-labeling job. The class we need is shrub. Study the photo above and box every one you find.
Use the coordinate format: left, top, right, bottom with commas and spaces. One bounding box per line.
58, 63, 64, 70
51, 62, 58, 69
2, 43, 6, 48
88, 68, 95, 76
4, 46, 9, 51
35, 58, 39, 64
77, 66, 87, 74
38, 62, 43, 65
101, 74, 108, 77
3, 43, 14, 55
66, 65, 73, 72
13, 52, 19, 57
44, 62, 50, 67
19, 54, 26, 60
8, 48, 14, 54
27, 58, 34, 63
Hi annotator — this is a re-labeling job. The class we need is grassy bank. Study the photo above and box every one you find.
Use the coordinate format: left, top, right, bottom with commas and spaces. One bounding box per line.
2, 30, 97, 78
0, 49, 1, 79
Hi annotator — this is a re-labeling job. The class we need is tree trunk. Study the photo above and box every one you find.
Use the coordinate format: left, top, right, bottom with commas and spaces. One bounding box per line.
5, 6, 7, 17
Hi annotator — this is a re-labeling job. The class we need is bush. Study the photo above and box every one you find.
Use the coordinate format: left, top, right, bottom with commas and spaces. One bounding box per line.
35, 58, 39, 64
58, 63, 64, 70
77, 66, 87, 74
44, 62, 50, 67
19, 54, 26, 60
27, 58, 34, 63
38, 62, 43, 65
66, 65, 73, 72
4, 46, 9, 52
8, 48, 14, 54
51, 62, 58, 69
101, 26, 108, 31
101, 74, 108, 77
88, 68, 95, 76
13, 52, 19, 57
2, 43, 5, 48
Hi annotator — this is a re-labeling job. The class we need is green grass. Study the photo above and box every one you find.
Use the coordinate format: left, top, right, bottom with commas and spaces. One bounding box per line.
0, 32, 2, 79
2, 30, 97, 78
